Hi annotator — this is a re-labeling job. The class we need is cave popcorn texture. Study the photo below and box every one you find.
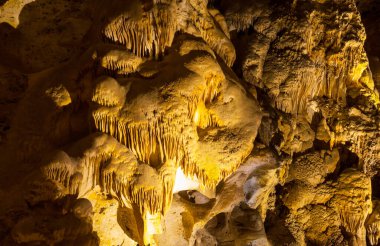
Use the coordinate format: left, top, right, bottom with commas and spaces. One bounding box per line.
0, 0, 379, 245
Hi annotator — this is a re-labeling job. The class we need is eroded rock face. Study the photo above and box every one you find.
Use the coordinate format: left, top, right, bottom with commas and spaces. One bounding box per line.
0, 0, 379, 245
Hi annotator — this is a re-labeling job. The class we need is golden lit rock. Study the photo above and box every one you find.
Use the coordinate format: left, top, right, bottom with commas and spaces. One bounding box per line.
0, 0, 379, 245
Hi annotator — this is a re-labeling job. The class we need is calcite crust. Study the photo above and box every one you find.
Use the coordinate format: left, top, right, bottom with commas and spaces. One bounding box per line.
0, 0, 379, 245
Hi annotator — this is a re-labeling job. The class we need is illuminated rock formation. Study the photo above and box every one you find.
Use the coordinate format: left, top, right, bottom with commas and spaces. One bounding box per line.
366, 200, 380, 246
30, 35, 261, 243
0, 0, 379, 245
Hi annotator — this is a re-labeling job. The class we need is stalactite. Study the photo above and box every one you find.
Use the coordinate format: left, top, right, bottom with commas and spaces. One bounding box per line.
93, 108, 229, 189
274, 67, 326, 114
270, 43, 365, 115
92, 76, 126, 108
367, 222, 380, 246
42, 151, 75, 190
159, 160, 177, 213
129, 187, 162, 215
225, 13, 255, 32
91, 66, 259, 193
100, 50, 144, 75
192, 101, 218, 128
118, 120, 184, 165
69, 173, 83, 195
180, 138, 253, 189
208, 8, 230, 39
103, 3, 177, 58
92, 109, 248, 191
183, 160, 218, 189
100, 147, 139, 207
78, 153, 112, 196
338, 209, 365, 241
189, 5, 235, 66
332, 125, 380, 176
187, 73, 222, 127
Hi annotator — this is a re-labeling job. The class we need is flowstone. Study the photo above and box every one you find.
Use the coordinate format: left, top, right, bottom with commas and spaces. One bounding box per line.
0, 0, 380, 245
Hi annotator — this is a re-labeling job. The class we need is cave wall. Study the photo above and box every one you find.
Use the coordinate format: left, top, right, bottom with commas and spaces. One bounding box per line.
0, 0, 379, 245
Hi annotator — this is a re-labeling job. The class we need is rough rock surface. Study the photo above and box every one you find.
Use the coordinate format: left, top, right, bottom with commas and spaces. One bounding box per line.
0, 0, 379, 245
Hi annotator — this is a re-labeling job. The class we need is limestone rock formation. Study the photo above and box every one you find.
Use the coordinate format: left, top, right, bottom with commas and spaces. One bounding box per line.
0, 0, 379, 245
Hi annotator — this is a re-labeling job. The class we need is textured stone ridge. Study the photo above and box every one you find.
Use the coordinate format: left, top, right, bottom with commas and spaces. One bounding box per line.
0, 0, 379, 245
